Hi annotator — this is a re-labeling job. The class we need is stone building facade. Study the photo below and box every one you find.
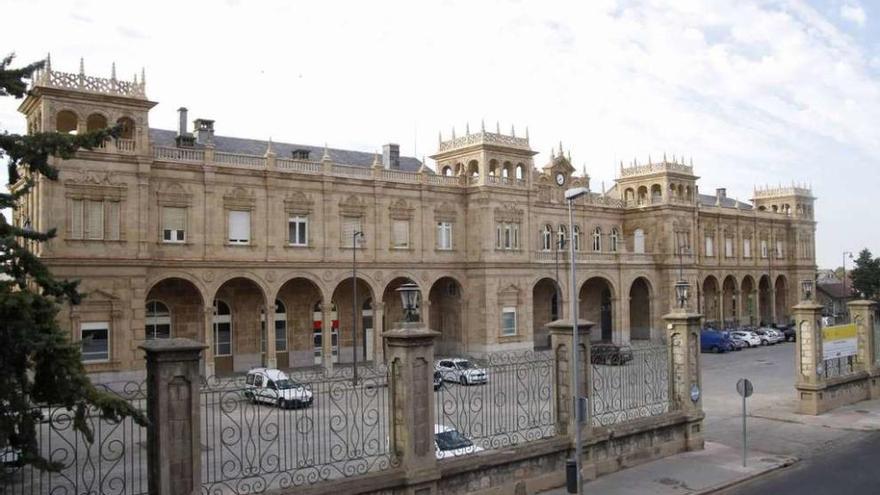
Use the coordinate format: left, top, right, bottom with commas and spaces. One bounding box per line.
11, 60, 817, 377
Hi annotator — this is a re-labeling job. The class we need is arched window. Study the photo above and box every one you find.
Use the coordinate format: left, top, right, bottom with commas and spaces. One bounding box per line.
501, 167, 509, 179
557, 225, 567, 250
442, 166, 452, 177
86, 113, 107, 132
637, 186, 648, 205
651, 184, 662, 203
572, 225, 581, 251
634, 229, 645, 254
213, 300, 232, 357
116, 117, 135, 139
260, 299, 287, 354
515, 164, 524, 180
145, 301, 171, 340
56, 110, 78, 134
592, 227, 602, 252
542, 224, 553, 251
610, 228, 620, 252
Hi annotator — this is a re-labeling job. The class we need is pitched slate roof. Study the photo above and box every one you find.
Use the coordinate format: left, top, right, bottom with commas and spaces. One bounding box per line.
149, 129, 424, 172
698, 194, 753, 210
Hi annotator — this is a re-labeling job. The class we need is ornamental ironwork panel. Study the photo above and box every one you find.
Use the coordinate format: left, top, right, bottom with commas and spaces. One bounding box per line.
0, 381, 148, 495
591, 343, 671, 427
200, 364, 396, 494
823, 355, 855, 379
434, 350, 555, 453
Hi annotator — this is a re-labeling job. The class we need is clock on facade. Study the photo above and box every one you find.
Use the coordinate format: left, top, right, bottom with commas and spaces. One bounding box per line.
555, 172, 565, 186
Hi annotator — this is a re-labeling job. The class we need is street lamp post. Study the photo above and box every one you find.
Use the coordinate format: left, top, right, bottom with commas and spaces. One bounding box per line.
352, 231, 364, 386
555, 237, 567, 319
564, 186, 589, 495
842, 251, 853, 321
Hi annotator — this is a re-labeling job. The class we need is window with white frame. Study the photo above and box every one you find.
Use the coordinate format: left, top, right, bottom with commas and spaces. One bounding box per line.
162, 207, 186, 243
705, 236, 714, 257
501, 307, 517, 336
69, 198, 121, 241
776, 240, 783, 258
436, 221, 453, 250
71, 199, 84, 239
81, 322, 109, 362
557, 225, 567, 250
86, 200, 104, 240
145, 301, 171, 339
573, 226, 581, 251
541, 224, 552, 251
228, 210, 251, 244
744, 238, 752, 258
592, 227, 602, 252
213, 300, 232, 356
288, 215, 308, 246
760, 239, 768, 258
725, 237, 733, 258
342, 216, 363, 248
610, 228, 620, 252
391, 219, 410, 249
497, 222, 519, 250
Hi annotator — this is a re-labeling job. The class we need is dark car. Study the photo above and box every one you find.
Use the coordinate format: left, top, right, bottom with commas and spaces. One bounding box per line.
778, 324, 796, 342
591, 343, 634, 365
433, 370, 443, 391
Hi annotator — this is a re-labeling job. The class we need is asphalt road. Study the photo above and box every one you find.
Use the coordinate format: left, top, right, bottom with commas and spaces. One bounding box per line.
723, 432, 880, 495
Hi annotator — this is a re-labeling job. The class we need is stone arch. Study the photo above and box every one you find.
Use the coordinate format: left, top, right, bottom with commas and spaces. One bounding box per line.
532, 277, 560, 350
579, 276, 616, 341
722, 275, 738, 328
145, 277, 205, 345
429, 276, 465, 356
467, 159, 480, 177
273, 276, 325, 368
702, 275, 720, 326
145, 270, 208, 303
624, 188, 635, 204
758, 275, 772, 325
629, 277, 652, 340
86, 112, 108, 132
116, 116, 135, 139
331, 276, 376, 364
489, 159, 499, 176
441, 165, 453, 176
650, 183, 662, 203
503, 160, 514, 179
56, 109, 78, 134
515, 163, 525, 180
211, 275, 269, 374
637, 186, 648, 205
775, 275, 788, 325
381, 276, 423, 333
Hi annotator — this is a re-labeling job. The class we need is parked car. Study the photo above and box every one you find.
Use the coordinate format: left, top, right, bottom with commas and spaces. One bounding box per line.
433, 370, 443, 391
244, 368, 313, 409
723, 332, 747, 351
0, 446, 21, 467
777, 324, 796, 342
751, 329, 776, 345
591, 342, 634, 365
730, 330, 762, 348
762, 327, 786, 344
434, 424, 483, 459
700, 329, 735, 353
435, 358, 488, 386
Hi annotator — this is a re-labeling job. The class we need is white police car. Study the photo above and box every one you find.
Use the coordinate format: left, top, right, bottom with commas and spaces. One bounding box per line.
244, 368, 313, 409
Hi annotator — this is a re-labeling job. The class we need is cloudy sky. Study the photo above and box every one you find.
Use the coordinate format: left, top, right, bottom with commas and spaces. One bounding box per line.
2, 0, 878, 269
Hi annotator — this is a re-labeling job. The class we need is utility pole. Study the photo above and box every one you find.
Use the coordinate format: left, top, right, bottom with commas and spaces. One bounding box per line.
352, 231, 364, 386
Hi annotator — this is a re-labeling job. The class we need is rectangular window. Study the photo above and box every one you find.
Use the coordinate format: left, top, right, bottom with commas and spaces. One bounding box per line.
392, 219, 409, 249
106, 201, 120, 241
705, 236, 714, 257
163, 206, 186, 243
342, 216, 363, 247
228, 210, 250, 244
512, 223, 520, 249
776, 240, 783, 258
70, 199, 83, 239
761, 240, 768, 258
81, 322, 109, 362
437, 222, 452, 250
744, 239, 752, 258
503, 223, 512, 249
288, 215, 308, 246
275, 320, 287, 352
501, 307, 517, 336
725, 238, 733, 258
85, 200, 104, 240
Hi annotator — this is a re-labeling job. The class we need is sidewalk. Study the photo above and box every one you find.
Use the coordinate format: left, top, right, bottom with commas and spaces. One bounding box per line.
538, 442, 795, 495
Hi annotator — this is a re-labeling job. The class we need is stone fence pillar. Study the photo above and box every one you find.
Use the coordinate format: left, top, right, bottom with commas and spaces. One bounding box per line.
140, 338, 206, 495
662, 311, 704, 451
384, 321, 440, 491
793, 300, 825, 414
849, 299, 880, 397
546, 319, 593, 438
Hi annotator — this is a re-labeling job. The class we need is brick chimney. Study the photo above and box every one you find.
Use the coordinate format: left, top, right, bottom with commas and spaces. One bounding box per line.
175, 107, 195, 147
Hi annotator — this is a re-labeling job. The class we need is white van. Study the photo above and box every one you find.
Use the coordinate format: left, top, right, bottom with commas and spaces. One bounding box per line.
244, 368, 313, 409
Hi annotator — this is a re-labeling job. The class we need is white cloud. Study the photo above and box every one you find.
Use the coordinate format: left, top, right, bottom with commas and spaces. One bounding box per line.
840, 2, 867, 26
1, 0, 878, 268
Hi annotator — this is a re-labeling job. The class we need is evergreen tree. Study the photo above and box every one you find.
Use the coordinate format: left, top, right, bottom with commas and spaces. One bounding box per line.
0, 53, 145, 471
850, 248, 880, 300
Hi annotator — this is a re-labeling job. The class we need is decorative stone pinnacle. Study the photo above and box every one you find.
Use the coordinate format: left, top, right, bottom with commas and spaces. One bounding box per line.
648, 154, 652, 165
481, 119, 485, 132
511, 124, 515, 137
663, 152, 667, 162
372, 152, 381, 168
496, 121, 500, 134
525, 126, 529, 141
438, 131, 442, 144
322, 143, 331, 161
451, 126, 455, 139
111, 62, 116, 80
466, 122, 470, 135
45, 53, 51, 71
265, 137, 274, 155
79, 57, 85, 75
133, 73, 138, 84
141, 67, 146, 86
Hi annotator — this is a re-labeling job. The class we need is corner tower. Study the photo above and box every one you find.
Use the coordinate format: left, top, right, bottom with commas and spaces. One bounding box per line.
430, 122, 537, 186
752, 184, 815, 219
614, 155, 699, 207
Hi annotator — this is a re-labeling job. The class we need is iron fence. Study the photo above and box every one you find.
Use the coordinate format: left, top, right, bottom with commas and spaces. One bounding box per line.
434, 350, 555, 453
0, 381, 148, 495
823, 355, 856, 379
591, 343, 671, 427
200, 364, 395, 494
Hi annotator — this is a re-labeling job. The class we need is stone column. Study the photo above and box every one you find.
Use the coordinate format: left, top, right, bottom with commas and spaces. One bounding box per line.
384, 322, 440, 487
793, 300, 825, 415
421, 298, 431, 328
321, 303, 334, 371
849, 299, 880, 398
264, 301, 277, 369
203, 307, 215, 378
372, 301, 385, 363
546, 319, 593, 438
663, 310, 704, 451
139, 338, 206, 495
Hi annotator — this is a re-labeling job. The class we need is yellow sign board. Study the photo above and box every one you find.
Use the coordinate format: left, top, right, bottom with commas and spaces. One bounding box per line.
822, 323, 857, 360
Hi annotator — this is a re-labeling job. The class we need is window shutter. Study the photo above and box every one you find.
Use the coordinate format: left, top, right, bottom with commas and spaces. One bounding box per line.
85, 200, 104, 239
107, 201, 120, 240
228, 210, 250, 243
164, 207, 185, 231
71, 199, 83, 239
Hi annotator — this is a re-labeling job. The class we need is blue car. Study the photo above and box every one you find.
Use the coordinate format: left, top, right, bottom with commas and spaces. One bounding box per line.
700, 329, 735, 353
